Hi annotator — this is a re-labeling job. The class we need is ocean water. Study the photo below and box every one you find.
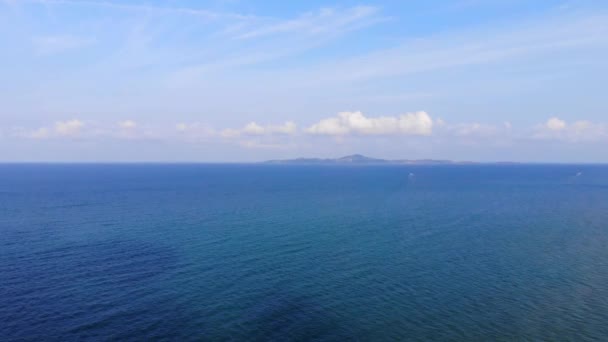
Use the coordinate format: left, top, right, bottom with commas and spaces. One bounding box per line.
2, 164, 608, 341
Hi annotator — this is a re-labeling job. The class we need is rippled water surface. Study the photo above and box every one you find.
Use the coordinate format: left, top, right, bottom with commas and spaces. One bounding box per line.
2, 164, 608, 341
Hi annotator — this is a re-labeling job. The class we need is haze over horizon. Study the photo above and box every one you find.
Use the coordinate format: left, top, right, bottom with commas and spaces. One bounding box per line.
1, 0, 607, 163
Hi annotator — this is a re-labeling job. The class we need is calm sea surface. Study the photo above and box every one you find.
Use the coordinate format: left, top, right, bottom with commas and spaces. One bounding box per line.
2, 164, 608, 341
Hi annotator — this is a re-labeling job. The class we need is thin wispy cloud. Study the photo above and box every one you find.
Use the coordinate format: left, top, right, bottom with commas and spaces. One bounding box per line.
21, 0, 259, 20
234, 6, 381, 40
167, 5, 385, 81
282, 12, 608, 84
32, 35, 94, 55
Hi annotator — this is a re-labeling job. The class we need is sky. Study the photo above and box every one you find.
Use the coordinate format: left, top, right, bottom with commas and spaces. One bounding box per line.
1, 0, 607, 162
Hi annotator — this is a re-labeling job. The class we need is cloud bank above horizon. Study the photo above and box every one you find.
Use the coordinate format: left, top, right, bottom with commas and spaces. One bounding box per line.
6, 113, 607, 155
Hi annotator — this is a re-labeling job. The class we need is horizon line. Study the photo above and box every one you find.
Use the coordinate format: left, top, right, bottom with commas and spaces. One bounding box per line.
0, 161, 607, 165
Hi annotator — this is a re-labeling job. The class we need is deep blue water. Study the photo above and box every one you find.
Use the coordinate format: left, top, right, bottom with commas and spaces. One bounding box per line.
2, 164, 608, 341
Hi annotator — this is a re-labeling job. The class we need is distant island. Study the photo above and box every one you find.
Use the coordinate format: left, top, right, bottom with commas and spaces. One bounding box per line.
264, 154, 496, 165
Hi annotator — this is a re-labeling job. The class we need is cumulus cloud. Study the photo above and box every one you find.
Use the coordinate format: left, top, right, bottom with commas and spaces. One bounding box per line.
237, 139, 294, 149
114, 120, 143, 139
176, 123, 189, 132
169, 121, 298, 150
432, 120, 513, 145
118, 120, 137, 129
450, 123, 500, 137
545, 117, 566, 131
306, 111, 433, 136
219, 128, 240, 138
13, 119, 85, 139
174, 120, 298, 144
16, 119, 143, 140
534, 117, 607, 142
567, 121, 607, 141
55, 119, 84, 136
174, 122, 217, 142
220, 121, 297, 138
10, 116, 606, 149
25, 127, 52, 139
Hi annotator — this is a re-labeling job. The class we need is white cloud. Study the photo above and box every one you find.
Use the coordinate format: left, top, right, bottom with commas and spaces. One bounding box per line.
450, 122, 499, 137
433, 120, 513, 143
244, 121, 296, 135
9, 116, 607, 150
237, 140, 294, 150
25, 127, 51, 139
14, 119, 85, 139
114, 120, 142, 139
534, 117, 607, 142
306, 111, 433, 136
175, 123, 188, 132
221, 121, 297, 137
546, 117, 566, 131
118, 120, 137, 129
174, 121, 300, 149
567, 121, 607, 141
54, 119, 84, 136
174, 122, 217, 142
219, 128, 240, 138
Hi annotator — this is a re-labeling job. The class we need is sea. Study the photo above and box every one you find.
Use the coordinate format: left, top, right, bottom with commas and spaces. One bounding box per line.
1, 164, 608, 341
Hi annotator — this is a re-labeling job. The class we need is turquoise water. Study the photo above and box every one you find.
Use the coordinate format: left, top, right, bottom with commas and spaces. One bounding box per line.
2, 164, 608, 341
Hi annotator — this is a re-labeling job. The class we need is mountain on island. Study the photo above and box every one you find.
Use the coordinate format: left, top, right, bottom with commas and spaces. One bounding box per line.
264, 154, 476, 165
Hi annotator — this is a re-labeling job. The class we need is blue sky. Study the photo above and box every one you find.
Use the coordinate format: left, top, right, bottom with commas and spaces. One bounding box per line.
1, 0, 607, 162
